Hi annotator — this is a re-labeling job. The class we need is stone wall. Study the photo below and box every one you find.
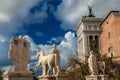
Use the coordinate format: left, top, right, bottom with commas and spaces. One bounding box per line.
100, 11, 120, 62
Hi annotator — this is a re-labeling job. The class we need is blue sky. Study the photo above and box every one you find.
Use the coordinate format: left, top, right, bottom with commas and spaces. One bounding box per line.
0, 0, 120, 72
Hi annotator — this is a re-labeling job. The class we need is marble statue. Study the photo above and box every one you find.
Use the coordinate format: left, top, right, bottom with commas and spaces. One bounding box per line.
88, 51, 98, 75
35, 50, 48, 75
35, 44, 61, 76
2, 36, 33, 80
8, 35, 31, 73
97, 60, 105, 75
49, 44, 61, 74
87, 5, 95, 17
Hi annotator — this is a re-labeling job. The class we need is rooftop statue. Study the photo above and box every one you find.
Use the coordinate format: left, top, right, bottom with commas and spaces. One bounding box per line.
88, 5, 95, 17
82, 5, 95, 18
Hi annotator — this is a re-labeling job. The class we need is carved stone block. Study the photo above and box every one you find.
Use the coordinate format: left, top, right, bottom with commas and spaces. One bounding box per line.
99, 75, 108, 80
85, 75, 98, 80
38, 73, 68, 80
2, 74, 33, 80
38, 75, 55, 80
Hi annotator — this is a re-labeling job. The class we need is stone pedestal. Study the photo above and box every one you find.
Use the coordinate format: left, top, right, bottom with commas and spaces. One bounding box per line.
3, 74, 33, 80
85, 75, 109, 80
38, 75, 55, 80
55, 73, 68, 80
99, 75, 108, 80
85, 75, 98, 80
38, 73, 68, 80
2, 71, 33, 80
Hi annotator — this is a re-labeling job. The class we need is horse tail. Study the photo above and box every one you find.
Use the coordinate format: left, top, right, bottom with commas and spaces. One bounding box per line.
55, 54, 57, 66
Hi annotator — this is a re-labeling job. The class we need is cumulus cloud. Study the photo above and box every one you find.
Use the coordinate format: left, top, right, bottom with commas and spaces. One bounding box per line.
47, 36, 64, 44
54, 0, 92, 30
0, 0, 49, 71
0, 0, 48, 36
0, 0, 37, 22
0, 31, 77, 71
0, 35, 11, 66
0, 0, 37, 35
0, 65, 13, 72
24, 2, 48, 24
23, 31, 77, 68
58, 31, 77, 63
93, 0, 120, 17
55, 0, 120, 30
35, 32, 44, 38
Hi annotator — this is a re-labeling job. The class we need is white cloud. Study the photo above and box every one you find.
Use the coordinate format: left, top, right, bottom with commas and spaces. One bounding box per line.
55, 0, 120, 30
93, 0, 120, 17
0, 0, 48, 36
55, 0, 92, 30
0, 0, 38, 23
0, 31, 77, 71
0, 65, 13, 72
0, 35, 10, 66
24, 2, 48, 24
0, 34, 8, 43
47, 36, 64, 44
58, 31, 77, 62
24, 31, 77, 67
0, 1, 49, 68
35, 32, 44, 38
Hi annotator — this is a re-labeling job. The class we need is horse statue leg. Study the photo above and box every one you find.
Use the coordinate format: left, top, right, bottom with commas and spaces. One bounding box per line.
56, 65, 60, 74
54, 54, 61, 75
47, 63, 52, 75
42, 65, 47, 75
35, 63, 41, 72
53, 66, 57, 75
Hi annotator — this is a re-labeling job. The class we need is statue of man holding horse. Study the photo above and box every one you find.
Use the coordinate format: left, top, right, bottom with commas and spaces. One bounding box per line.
49, 44, 61, 75
35, 44, 61, 76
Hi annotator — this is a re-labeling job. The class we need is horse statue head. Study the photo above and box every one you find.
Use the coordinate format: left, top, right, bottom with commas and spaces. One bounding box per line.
36, 50, 45, 58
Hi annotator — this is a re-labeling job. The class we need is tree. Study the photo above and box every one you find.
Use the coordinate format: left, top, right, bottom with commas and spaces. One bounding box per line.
66, 57, 89, 80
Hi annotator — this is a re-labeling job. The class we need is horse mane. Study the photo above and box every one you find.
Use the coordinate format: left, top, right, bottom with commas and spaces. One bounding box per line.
39, 50, 45, 56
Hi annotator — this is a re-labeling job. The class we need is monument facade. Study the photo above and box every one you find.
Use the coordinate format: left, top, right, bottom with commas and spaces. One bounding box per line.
76, 6, 103, 61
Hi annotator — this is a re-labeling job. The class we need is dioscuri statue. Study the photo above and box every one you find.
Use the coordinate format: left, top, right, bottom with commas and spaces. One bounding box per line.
88, 51, 98, 75
35, 44, 61, 76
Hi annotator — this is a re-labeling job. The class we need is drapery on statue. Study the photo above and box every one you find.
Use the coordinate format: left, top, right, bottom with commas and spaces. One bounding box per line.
88, 51, 98, 75
35, 44, 61, 76
8, 35, 30, 72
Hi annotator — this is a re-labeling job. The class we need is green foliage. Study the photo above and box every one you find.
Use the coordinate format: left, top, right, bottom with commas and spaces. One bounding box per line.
100, 55, 120, 80
67, 57, 89, 80
33, 76, 38, 80
0, 77, 3, 80
67, 53, 120, 80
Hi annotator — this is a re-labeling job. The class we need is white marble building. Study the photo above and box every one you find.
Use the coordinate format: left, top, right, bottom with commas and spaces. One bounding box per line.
76, 17, 103, 61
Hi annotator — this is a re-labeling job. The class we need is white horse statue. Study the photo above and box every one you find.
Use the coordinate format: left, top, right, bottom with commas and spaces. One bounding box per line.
35, 49, 60, 75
